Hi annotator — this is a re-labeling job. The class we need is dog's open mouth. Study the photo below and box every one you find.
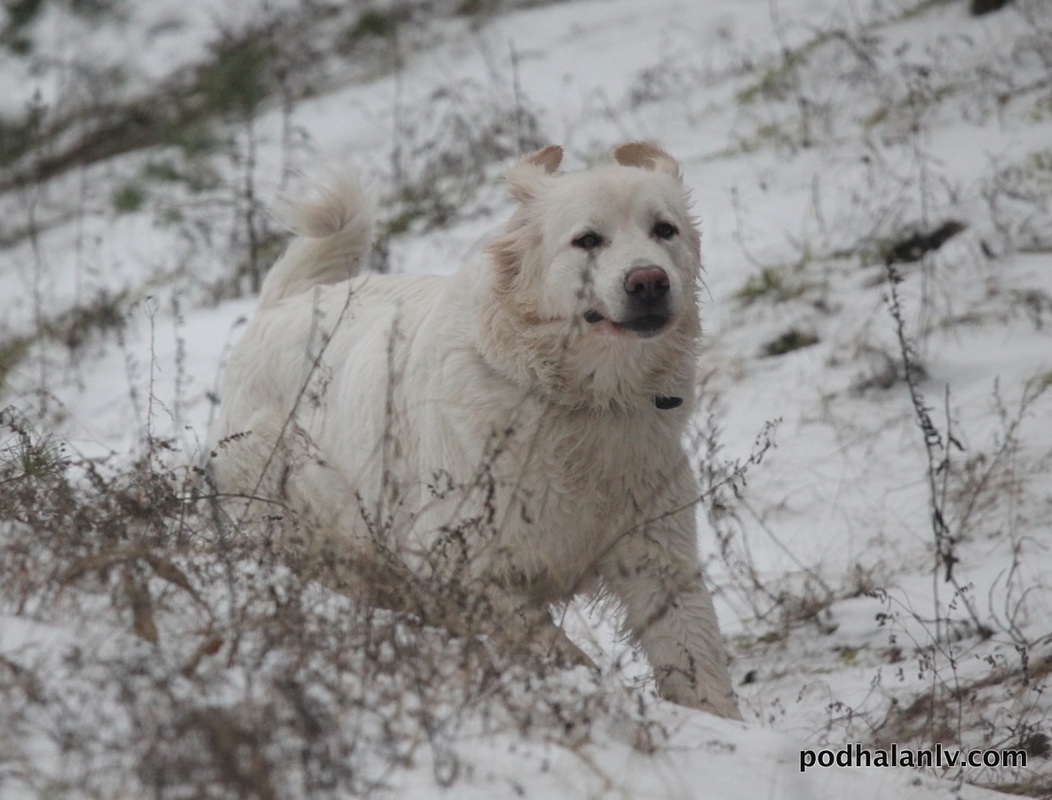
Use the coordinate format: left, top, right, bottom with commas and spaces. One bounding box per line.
584, 310, 670, 337
618, 314, 670, 335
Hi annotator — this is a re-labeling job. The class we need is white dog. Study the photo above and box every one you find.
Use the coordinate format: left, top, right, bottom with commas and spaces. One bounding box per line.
211, 142, 741, 719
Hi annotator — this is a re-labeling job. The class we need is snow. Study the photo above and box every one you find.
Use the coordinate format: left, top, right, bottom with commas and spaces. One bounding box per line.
2, 0, 1051, 797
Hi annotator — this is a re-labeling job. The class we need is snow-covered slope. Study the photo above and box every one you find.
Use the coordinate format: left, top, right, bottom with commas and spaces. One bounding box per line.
1, 0, 1050, 797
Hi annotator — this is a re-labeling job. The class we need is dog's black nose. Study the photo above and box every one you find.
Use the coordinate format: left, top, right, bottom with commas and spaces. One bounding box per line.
624, 266, 670, 299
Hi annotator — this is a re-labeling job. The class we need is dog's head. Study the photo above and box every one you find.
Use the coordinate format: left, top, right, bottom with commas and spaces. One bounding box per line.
482, 143, 704, 411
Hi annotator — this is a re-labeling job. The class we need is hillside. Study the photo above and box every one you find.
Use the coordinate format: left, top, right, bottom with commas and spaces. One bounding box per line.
1, 0, 1050, 797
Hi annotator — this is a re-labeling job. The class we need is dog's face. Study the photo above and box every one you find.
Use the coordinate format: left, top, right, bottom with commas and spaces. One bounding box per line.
495, 143, 701, 339
484, 143, 703, 408
537, 168, 699, 340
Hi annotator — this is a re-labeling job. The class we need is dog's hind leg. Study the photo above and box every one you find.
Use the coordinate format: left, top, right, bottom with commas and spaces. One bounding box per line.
209, 410, 296, 525
211, 410, 427, 613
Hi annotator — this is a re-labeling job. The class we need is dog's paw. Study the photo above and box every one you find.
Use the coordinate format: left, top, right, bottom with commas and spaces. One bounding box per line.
655, 671, 743, 720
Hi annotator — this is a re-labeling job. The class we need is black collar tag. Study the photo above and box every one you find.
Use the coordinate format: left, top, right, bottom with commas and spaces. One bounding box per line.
654, 395, 683, 410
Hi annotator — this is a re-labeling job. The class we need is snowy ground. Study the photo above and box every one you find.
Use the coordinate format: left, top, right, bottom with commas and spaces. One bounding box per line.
2, 0, 1051, 797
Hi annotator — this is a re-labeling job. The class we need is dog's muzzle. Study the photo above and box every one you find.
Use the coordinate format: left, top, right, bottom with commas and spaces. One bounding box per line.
620, 265, 672, 335
583, 265, 673, 336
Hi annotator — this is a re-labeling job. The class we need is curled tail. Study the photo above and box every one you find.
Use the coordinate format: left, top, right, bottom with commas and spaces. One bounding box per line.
258, 171, 375, 310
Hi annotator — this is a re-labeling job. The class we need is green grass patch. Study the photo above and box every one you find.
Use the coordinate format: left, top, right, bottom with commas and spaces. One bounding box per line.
339, 7, 408, 53
898, 0, 958, 21
141, 156, 221, 194
761, 328, 820, 357
199, 35, 271, 119
456, 0, 494, 14
0, 334, 32, 394
0, 106, 44, 166
112, 182, 146, 214
736, 31, 837, 106
0, 288, 133, 396
1026, 370, 1052, 397
350, 9, 400, 38
734, 252, 820, 305
0, 22, 289, 191
735, 265, 811, 305
0, 414, 69, 480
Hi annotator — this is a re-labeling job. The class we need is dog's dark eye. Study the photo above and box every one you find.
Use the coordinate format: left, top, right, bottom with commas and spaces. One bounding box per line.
572, 231, 604, 250
653, 221, 678, 240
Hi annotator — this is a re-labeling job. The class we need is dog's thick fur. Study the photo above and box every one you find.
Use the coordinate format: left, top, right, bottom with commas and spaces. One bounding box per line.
210, 143, 741, 719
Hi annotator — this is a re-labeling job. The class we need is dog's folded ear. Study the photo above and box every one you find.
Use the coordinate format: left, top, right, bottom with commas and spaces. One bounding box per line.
523, 144, 564, 173
506, 144, 563, 203
613, 141, 682, 181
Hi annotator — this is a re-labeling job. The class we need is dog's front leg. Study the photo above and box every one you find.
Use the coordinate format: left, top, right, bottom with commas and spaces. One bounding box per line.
599, 516, 742, 719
